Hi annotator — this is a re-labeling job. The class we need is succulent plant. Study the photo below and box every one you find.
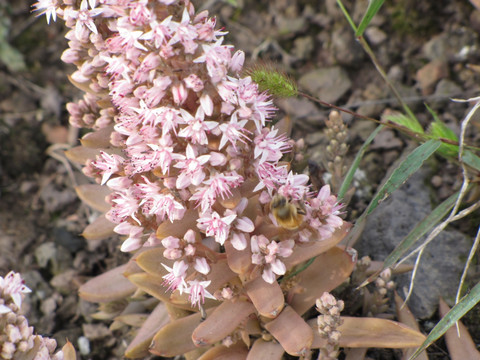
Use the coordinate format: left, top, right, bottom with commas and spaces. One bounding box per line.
32, 0, 427, 358
0, 271, 76, 360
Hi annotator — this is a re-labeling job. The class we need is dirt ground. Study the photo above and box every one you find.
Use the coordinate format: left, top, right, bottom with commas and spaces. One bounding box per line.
1, 0, 480, 359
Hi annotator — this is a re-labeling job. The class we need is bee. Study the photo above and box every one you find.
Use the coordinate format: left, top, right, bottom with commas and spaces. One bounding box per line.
270, 194, 306, 230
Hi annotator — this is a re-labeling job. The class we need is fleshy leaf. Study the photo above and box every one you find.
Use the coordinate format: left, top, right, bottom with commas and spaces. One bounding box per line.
310, 317, 426, 348
150, 310, 214, 357
264, 306, 313, 356
125, 302, 170, 359
192, 300, 255, 346
197, 343, 249, 360
156, 209, 198, 238
283, 223, 351, 269
439, 298, 480, 360
79, 264, 136, 303
80, 126, 114, 148
62, 341, 77, 360
225, 239, 253, 274
135, 248, 173, 277
410, 280, 480, 359
394, 292, 428, 360
171, 259, 237, 307
75, 184, 111, 212
64, 145, 102, 165
126, 272, 193, 309
245, 275, 284, 318
289, 246, 356, 315
247, 339, 284, 360
81, 214, 116, 241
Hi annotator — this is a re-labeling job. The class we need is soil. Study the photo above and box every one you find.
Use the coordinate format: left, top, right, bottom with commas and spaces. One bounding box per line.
1, 0, 479, 359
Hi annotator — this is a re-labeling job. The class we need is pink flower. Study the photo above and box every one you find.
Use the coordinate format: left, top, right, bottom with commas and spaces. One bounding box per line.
173, 144, 210, 189
0, 272, 31, 309
197, 211, 237, 245
64, 0, 103, 40
185, 280, 215, 308
251, 236, 294, 284
93, 151, 125, 185
254, 127, 291, 164
178, 107, 218, 145
162, 260, 188, 293
32, 0, 59, 24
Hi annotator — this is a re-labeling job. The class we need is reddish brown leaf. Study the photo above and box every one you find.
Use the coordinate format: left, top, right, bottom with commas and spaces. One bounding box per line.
61, 341, 77, 360
79, 264, 136, 303
246, 339, 284, 360
75, 184, 111, 213
197, 343, 249, 360
225, 239, 252, 275
150, 310, 213, 357
394, 292, 428, 360
192, 300, 256, 346
156, 209, 198, 238
283, 222, 351, 269
64, 145, 102, 165
80, 125, 114, 148
125, 302, 170, 359
81, 214, 115, 241
289, 246, 355, 315
310, 317, 426, 349
245, 275, 284, 318
264, 306, 313, 356
439, 298, 480, 360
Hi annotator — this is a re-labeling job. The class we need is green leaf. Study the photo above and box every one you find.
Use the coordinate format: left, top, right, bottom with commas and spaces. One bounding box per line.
355, 0, 386, 37
409, 282, 480, 360
426, 104, 459, 157
365, 139, 442, 216
384, 112, 424, 134
338, 125, 384, 199
462, 150, 480, 172
362, 189, 459, 286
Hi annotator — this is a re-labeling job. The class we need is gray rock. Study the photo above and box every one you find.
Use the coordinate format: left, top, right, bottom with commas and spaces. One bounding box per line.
331, 27, 364, 66
365, 26, 387, 46
430, 79, 463, 110
298, 66, 351, 104
356, 167, 471, 319
292, 36, 314, 60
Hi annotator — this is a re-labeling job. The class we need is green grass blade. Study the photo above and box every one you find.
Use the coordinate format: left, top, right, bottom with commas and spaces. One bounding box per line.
338, 125, 384, 199
336, 0, 358, 32
365, 139, 441, 216
355, 0, 385, 37
384, 112, 424, 134
462, 150, 480, 172
409, 281, 480, 360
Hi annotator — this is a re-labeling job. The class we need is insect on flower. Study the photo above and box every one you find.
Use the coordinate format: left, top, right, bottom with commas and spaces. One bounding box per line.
270, 194, 306, 230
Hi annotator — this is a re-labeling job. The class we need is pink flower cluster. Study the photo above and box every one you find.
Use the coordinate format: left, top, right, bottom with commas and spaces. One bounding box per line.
33, 0, 344, 307
0, 272, 64, 360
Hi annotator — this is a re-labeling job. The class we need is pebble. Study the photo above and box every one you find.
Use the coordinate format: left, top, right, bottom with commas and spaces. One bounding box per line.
298, 66, 352, 104
416, 60, 449, 95
365, 26, 387, 46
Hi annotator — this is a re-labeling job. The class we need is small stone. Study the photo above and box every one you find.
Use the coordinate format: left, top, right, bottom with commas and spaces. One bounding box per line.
416, 60, 449, 95
431, 175, 442, 187
430, 79, 463, 109
292, 36, 314, 60
365, 26, 387, 46
370, 129, 403, 150
35, 242, 57, 268
82, 324, 111, 341
298, 66, 352, 104
331, 27, 364, 66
